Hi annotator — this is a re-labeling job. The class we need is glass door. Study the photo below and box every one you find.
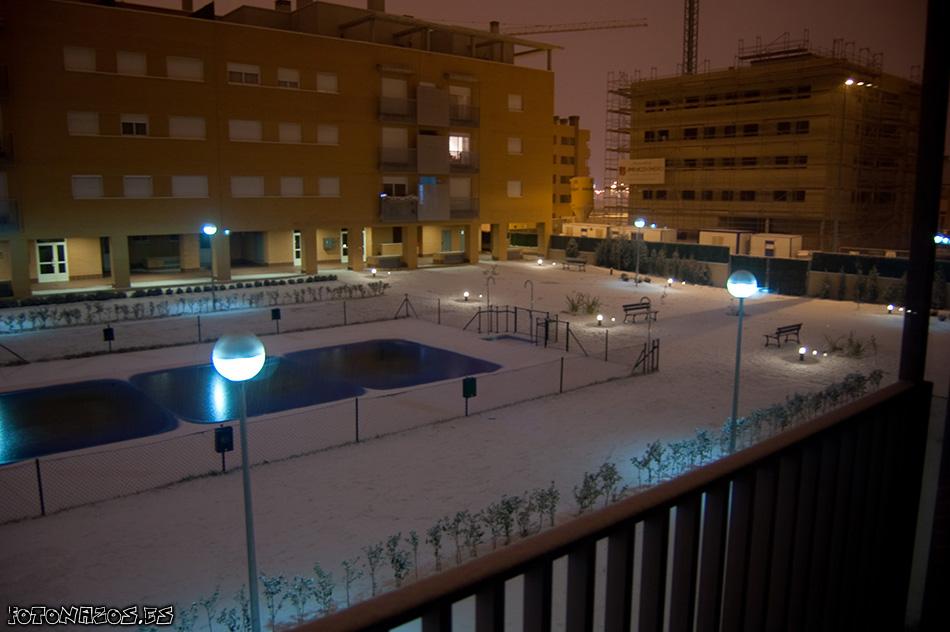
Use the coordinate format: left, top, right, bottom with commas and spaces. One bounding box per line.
36, 239, 69, 283
340, 229, 349, 264
293, 230, 301, 267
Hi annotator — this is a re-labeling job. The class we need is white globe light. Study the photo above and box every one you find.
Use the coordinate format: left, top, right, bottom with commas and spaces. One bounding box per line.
212, 333, 266, 382
537, 258, 543, 265
726, 270, 758, 298
202, 223, 218, 236
596, 313, 604, 321
845, 78, 855, 86
634, 218, 646, 229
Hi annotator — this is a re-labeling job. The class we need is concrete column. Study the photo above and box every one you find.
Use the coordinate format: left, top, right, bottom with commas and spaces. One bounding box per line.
464, 222, 481, 263
109, 235, 131, 290
402, 224, 418, 269
212, 232, 232, 282
179, 234, 201, 271
490, 222, 508, 261
300, 227, 319, 274
536, 221, 550, 257
347, 225, 365, 272
9, 237, 31, 298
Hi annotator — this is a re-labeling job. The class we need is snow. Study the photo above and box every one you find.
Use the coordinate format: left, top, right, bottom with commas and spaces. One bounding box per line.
0, 259, 947, 630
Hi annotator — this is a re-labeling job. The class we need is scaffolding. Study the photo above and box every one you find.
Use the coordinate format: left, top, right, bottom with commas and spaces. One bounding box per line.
593, 70, 632, 224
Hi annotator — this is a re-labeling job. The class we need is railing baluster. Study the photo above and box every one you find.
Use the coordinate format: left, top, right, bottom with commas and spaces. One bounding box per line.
638, 511, 669, 632
852, 411, 886, 631
784, 440, 822, 631
695, 482, 729, 632
804, 434, 841, 630
565, 540, 596, 632
764, 452, 802, 630
475, 582, 505, 632
720, 470, 755, 631
823, 428, 857, 624
422, 602, 452, 632
604, 526, 634, 632
837, 422, 873, 630
668, 495, 701, 632
524, 558, 553, 632
742, 462, 778, 631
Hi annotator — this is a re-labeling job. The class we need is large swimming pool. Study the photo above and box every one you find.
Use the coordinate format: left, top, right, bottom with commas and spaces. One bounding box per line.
0, 339, 501, 463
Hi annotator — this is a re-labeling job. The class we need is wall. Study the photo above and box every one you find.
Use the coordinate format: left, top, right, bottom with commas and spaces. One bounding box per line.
263, 230, 293, 265
316, 228, 341, 262
0, 241, 11, 280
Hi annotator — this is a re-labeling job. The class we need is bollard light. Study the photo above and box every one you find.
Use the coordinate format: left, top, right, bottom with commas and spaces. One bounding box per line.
537, 258, 543, 266
371, 267, 377, 277
887, 304, 894, 314
823, 352, 829, 357
899, 306, 905, 313
667, 278, 673, 287
596, 314, 604, 326
463, 290, 469, 301
799, 346, 807, 361
611, 317, 616, 323
812, 349, 819, 356
552, 261, 557, 266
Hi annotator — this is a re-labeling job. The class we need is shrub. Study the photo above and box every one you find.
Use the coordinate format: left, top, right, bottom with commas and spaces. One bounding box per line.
565, 237, 580, 258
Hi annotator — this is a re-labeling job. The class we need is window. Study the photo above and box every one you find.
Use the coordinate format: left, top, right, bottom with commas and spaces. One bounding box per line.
507, 137, 523, 155
168, 116, 205, 139
683, 127, 698, 140
795, 120, 810, 134
280, 176, 304, 197
742, 123, 759, 137
227, 62, 260, 85
560, 156, 575, 165
559, 194, 571, 203
277, 67, 300, 88
171, 175, 208, 198
67, 111, 99, 135
507, 180, 523, 198
740, 156, 757, 167
560, 175, 571, 184
777, 121, 792, 135
278, 122, 302, 144
683, 158, 697, 168
166, 56, 203, 81
797, 85, 812, 98
721, 157, 736, 167
384, 176, 410, 197
703, 126, 716, 139
740, 190, 756, 201
507, 94, 523, 112
71, 175, 103, 198
642, 190, 653, 200
742, 90, 761, 102
316, 72, 338, 94
229, 119, 263, 141
778, 87, 795, 101
230, 176, 264, 197
701, 157, 715, 168
655, 190, 668, 200
685, 96, 700, 109
793, 190, 807, 202
120, 114, 148, 136
449, 134, 471, 160
449, 176, 470, 199
318, 176, 340, 197
721, 190, 735, 201
702, 190, 714, 201
657, 129, 669, 142
774, 155, 790, 166
63, 46, 95, 71
773, 190, 788, 202
794, 155, 808, 166
681, 190, 696, 200
644, 130, 656, 143
317, 124, 339, 145
560, 136, 575, 145
116, 51, 147, 76
123, 175, 152, 198
724, 125, 736, 138
704, 94, 718, 106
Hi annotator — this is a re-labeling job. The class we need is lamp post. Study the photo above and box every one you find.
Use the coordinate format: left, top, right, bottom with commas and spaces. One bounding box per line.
212, 333, 267, 632
523, 279, 534, 310
486, 276, 495, 307
634, 218, 646, 286
202, 223, 218, 311
726, 270, 757, 454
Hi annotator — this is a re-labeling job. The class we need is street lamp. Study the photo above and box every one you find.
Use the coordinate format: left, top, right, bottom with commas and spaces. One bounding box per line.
212, 333, 267, 632
202, 224, 219, 311
596, 313, 604, 326
634, 218, 646, 286
463, 290, 470, 302
726, 270, 757, 454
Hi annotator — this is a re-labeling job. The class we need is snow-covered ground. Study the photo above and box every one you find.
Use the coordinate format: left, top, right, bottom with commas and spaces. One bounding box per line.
0, 259, 946, 630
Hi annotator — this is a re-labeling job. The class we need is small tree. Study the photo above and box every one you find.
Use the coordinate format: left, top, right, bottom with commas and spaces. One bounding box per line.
866, 266, 881, 303
596, 461, 623, 506
573, 471, 601, 515
565, 237, 580, 258
363, 542, 385, 596
287, 576, 314, 624
425, 521, 444, 571
312, 563, 335, 615
259, 574, 288, 632
463, 511, 485, 558
448, 512, 467, 565
837, 267, 847, 300
516, 492, 537, 537
341, 558, 364, 608
386, 533, 411, 587
406, 531, 420, 579
198, 587, 220, 632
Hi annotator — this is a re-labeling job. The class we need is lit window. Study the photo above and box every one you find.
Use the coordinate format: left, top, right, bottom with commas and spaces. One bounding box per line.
227, 62, 260, 85
317, 72, 338, 94
277, 67, 300, 89
123, 175, 153, 198
507, 137, 522, 155
63, 46, 95, 71
318, 176, 340, 197
116, 51, 147, 76
71, 175, 103, 198
507, 94, 523, 112
449, 134, 471, 161
67, 111, 99, 135
166, 56, 203, 81
507, 180, 523, 198
120, 114, 148, 136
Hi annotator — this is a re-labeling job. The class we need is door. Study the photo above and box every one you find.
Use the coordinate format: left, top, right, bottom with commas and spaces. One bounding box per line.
340, 229, 349, 264
293, 230, 301, 267
36, 239, 69, 283
441, 229, 452, 252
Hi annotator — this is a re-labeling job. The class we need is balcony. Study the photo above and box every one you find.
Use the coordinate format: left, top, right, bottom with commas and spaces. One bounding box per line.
379, 147, 416, 172
449, 103, 479, 127
379, 97, 416, 123
449, 150, 478, 173
379, 195, 418, 222
449, 197, 479, 220
0, 199, 19, 233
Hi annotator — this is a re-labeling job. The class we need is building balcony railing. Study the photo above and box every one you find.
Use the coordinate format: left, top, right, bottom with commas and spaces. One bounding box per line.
379, 97, 416, 123
449, 151, 478, 172
379, 195, 418, 222
379, 147, 417, 172
449, 197, 479, 220
0, 199, 19, 233
0, 133, 14, 163
293, 380, 931, 632
449, 103, 479, 127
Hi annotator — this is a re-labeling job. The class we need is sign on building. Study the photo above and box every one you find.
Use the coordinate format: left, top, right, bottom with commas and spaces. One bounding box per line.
619, 158, 666, 185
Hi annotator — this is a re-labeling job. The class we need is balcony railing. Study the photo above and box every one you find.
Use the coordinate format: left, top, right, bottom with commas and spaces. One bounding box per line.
449, 197, 479, 220
379, 97, 416, 123
449, 151, 478, 172
379, 147, 417, 172
449, 103, 479, 126
0, 199, 19, 233
379, 195, 418, 222
295, 380, 930, 632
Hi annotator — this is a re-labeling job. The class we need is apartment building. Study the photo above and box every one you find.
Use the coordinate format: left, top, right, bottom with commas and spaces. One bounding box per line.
552, 115, 591, 221
613, 41, 919, 251
0, 0, 557, 298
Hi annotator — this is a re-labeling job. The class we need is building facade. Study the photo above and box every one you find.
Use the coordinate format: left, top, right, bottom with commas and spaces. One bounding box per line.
615, 47, 919, 251
0, 0, 557, 297
552, 115, 590, 221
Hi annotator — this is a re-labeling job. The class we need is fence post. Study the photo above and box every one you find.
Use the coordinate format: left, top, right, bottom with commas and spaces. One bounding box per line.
565, 322, 571, 353
343, 300, 348, 326
604, 329, 609, 362
35, 458, 46, 517
515, 307, 519, 334
197, 315, 202, 343
437, 298, 441, 325
559, 357, 564, 394
355, 398, 360, 443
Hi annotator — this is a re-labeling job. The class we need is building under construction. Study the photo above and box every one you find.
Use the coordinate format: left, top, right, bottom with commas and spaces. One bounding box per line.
601, 34, 921, 251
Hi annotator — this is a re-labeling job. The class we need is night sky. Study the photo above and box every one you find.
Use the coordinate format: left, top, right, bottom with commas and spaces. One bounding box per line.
142, 0, 930, 186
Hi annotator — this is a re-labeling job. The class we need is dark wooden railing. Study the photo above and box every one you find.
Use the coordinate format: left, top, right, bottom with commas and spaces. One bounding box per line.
295, 380, 931, 632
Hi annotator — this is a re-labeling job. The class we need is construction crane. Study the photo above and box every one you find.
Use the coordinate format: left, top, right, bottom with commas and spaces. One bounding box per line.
682, 0, 699, 74
500, 19, 647, 36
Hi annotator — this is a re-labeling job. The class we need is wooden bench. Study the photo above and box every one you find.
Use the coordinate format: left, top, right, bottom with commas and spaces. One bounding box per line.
432, 251, 466, 265
561, 257, 587, 271
623, 297, 658, 323
145, 256, 180, 271
366, 255, 402, 269
764, 323, 802, 347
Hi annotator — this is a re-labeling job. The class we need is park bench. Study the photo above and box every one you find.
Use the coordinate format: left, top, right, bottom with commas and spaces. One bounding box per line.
623, 297, 658, 323
561, 257, 587, 271
432, 251, 466, 265
764, 323, 803, 347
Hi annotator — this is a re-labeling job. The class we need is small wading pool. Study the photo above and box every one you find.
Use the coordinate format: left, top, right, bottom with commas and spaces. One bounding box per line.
0, 339, 502, 462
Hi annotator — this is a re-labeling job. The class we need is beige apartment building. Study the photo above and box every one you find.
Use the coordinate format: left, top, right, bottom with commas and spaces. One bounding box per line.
612, 42, 920, 251
0, 0, 557, 298
552, 115, 591, 221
